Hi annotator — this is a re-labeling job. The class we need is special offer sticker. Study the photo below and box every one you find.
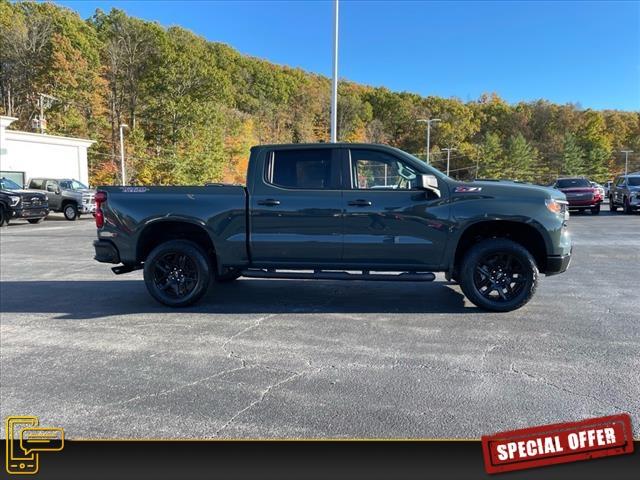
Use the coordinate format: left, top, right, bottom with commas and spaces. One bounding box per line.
481, 414, 634, 474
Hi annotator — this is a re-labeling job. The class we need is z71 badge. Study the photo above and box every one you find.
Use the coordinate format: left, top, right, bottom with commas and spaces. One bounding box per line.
455, 186, 482, 193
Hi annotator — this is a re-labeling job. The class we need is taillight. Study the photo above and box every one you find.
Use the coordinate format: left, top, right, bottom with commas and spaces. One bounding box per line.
95, 191, 107, 228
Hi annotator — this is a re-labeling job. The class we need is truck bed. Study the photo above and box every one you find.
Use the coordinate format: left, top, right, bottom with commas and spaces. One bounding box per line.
98, 185, 248, 268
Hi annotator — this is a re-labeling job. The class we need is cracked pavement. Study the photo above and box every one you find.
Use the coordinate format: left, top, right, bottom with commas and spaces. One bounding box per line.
1, 210, 639, 439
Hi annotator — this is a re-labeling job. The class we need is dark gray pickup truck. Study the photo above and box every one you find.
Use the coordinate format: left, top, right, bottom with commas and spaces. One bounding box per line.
93, 143, 572, 311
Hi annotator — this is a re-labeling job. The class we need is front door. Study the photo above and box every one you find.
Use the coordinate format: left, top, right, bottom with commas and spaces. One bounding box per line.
341, 148, 449, 270
249, 147, 343, 266
44, 180, 61, 210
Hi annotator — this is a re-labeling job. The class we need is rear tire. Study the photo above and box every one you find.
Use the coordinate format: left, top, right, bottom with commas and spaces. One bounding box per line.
143, 240, 211, 307
459, 238, 538, 312
63, 203, 78, 221
28, 218, 44, 224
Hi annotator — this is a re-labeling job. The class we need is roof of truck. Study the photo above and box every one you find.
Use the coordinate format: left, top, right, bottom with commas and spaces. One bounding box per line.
252, 142, 394, 149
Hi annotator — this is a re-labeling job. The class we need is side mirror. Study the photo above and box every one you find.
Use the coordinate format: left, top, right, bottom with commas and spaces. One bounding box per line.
417, 174, 441, 197
46, 185, 56, 192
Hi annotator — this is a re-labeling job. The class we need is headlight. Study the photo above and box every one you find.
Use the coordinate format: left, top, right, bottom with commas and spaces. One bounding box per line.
546, 198, 566, 214
9, 195, 20, 207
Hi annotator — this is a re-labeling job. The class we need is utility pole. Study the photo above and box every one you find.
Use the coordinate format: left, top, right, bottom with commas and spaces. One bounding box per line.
119, 124, 128, 186
442, 147, 456, 176
39, 95, 44, 133
36, 93, 58, 133
330, 0, 339, 143
621, 150, 633, 176
417, 118, 441, 164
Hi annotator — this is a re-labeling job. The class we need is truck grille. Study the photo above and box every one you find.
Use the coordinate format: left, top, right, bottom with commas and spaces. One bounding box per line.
21, 197, 47, 208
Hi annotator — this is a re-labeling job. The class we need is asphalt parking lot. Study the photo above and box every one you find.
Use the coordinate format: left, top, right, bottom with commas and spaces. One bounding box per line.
1, 209, 639, 439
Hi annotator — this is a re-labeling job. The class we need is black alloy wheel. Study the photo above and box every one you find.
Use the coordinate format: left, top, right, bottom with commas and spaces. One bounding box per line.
143, 240, 210, 307
473, 253, 527, 302
459, 238, 538, 312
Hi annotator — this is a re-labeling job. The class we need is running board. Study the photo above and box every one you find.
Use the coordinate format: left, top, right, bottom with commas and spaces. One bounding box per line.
240, 269, 436, 282
112, 264, 142, 275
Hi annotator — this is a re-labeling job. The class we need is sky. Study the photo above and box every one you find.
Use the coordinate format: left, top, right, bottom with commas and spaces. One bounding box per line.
55, 0, 640, 111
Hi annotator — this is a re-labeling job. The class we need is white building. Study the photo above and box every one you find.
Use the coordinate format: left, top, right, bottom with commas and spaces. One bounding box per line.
0, 115, 95, 187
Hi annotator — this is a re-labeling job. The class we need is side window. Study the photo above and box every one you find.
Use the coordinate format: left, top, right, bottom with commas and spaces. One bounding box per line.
29, 179, 44, 190
266, 149, 334, 189
350, 149, 418, 190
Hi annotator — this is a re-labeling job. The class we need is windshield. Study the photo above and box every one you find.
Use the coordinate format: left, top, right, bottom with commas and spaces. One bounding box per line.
0, 177, 22, 190
628, 177, 640, 186
59, 180, 88, 190
556, 178, 590, 188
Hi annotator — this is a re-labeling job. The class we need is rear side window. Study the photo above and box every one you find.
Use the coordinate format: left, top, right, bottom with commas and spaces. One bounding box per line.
266, 149, 334, 189
29, 179, 44, 189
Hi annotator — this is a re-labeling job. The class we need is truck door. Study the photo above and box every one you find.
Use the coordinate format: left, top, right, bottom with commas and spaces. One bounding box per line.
249, 147, 343, 265
45, 180, 61, 210
341, 148, 449, 270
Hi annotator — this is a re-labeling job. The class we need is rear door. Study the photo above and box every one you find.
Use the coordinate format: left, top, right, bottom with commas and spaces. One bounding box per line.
341, 147, 449, 269
249, 147, 343, 265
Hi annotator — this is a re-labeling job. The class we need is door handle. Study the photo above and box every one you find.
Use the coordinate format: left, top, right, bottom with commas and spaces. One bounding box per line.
348, 199, 372, 207
257, 199, 281, 206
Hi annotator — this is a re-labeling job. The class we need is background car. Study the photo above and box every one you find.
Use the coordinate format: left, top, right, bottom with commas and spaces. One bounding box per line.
0, 177, 49, 227
551, 177, 603, 215
27, 178, 96, 221
609, 174, 640, 214
603, 180, 613, 198
590, 181, 605, 199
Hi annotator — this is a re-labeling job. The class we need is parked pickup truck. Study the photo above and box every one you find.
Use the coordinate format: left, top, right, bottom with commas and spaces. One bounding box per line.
93, 143, 572, 312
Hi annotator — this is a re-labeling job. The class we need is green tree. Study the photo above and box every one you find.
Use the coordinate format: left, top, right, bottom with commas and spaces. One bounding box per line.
505, 133, 538, 182
478, 132, 504, 179
561, 133, 585, 176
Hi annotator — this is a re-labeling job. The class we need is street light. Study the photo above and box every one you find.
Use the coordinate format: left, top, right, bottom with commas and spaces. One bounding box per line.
417, 118, 441, 164
119, 123, 129, 186
621, 150, 633, 176
330, 0, 339, 143
441, 147, 456, 176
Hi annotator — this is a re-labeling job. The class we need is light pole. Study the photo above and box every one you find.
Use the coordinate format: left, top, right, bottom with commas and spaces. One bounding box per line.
442, 147, 456, 176
119, 123, 128, 186
330, 0, 339, 143
621, 150, 633, 176
417, 118, 441, 164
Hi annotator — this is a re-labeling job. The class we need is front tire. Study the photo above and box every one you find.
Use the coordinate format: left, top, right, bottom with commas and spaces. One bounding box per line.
143, 240, 211, 307
591, 205, 600, 215
63, 203, 78, 221
623, 197, 633, 214
609, 197, 617, 212
0, 205, 7, 227
459, 238, 538, 312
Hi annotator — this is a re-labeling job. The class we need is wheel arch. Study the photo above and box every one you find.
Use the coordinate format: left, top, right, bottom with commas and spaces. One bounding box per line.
135, 219, 220, 273
449, 219, 551, 277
